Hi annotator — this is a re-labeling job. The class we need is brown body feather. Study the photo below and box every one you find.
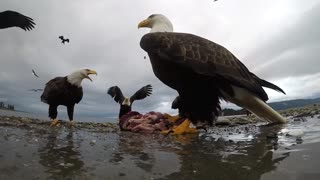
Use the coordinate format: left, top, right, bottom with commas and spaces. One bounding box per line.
140, 32, 285, 125
41, 77, 83, 120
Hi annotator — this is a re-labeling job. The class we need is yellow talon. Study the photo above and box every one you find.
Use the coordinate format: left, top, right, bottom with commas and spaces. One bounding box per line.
161, 119, 198, 135
163, 113, 181, 123
50, 119, 59, 127
68, 121, 74, 127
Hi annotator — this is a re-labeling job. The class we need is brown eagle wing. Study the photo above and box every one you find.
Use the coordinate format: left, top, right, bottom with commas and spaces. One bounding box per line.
130, 84, 152, 102
140, 32, 269, 101
107, 86, 125, 104
0, 10, 35, 31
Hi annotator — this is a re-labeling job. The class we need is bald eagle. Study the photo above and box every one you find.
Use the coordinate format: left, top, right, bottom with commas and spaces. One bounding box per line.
138, 14, 286, 134
107, 84, 152, 118
0, 10, 35, 31
41, 69, 97, 126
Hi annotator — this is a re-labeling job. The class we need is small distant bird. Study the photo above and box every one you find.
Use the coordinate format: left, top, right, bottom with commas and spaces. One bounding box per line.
28, 89, 43, 92
32, 69, 39, 78
0, 10, 35, 31
107, 84, 152, 118
59, 36, 70, 44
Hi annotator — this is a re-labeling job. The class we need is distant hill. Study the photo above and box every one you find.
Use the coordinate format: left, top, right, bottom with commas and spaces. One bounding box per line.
268, 97, 320, 111
222, 97, 320, 116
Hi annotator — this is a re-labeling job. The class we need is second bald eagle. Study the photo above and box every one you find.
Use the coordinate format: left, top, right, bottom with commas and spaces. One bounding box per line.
41, 69, 97, 126
108, 84, 152, 118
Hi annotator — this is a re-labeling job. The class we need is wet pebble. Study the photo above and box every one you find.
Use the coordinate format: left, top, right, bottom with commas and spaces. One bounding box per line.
286, 129, 304, 137
266, 133, 278, 139
215, 119, 231, 126
242, 166, 251, 170
118, 173, 126, 176
296, 137, 303, 144
193, 170, 197, 173
65, 163, 74, 167
90, 140, 97, 145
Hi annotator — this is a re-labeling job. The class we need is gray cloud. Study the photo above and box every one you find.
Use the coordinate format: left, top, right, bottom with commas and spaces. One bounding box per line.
1, 0, 320, 122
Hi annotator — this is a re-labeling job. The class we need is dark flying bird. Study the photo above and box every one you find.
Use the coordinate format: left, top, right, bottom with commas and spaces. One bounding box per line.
0, 10, 35, 31
59, 36, 70, 44
41, 69, 97, 126
107, 84, 152, 118
32, 69, 39, 78
138, 14, 286, 134
28, 89, 43, 92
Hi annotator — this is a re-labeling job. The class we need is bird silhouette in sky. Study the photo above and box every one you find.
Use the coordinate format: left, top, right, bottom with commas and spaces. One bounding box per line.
59, 36, 70, 44
32, 69, 39, 78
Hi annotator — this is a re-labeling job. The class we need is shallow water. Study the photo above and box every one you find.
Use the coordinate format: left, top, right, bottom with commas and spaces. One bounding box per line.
0, 116, 320, 180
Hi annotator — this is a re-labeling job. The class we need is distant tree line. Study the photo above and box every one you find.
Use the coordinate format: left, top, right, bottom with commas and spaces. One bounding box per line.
0, 102, 15, 110
221, 108, 247, 116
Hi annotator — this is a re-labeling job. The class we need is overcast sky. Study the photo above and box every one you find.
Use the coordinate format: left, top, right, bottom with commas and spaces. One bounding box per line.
1, 0, 320, 121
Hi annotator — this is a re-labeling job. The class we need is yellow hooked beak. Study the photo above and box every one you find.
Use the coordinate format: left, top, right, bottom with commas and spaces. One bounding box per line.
86, 70, 97, 82
138, 19, 151, 29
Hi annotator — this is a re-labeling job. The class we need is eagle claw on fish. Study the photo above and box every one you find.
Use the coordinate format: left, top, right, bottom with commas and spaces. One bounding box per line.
161, 119, 198, 135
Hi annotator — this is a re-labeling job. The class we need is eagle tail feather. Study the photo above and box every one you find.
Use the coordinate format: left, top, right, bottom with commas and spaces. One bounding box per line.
223, 86, 286, 123
245, 96, 286, 123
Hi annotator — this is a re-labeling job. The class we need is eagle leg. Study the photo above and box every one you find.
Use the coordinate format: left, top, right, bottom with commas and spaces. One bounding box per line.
50, 119, 59, 126
161, 119, 198, 135
163, 113, 181, 123
68, 121, 74, 127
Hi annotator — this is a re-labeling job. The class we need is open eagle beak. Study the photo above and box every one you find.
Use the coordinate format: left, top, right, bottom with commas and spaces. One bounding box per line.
138, 19, 151, 29
86, 70, 97, 82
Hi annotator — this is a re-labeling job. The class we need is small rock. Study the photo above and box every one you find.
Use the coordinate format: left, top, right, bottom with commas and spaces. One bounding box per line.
90, 140, 96, 145
296, 137, 303, 144
266, 133, 278, 139
286, 129, 304, 137
242, 166, 251, 170
215, 119, 231, 126
193, 170, 197, 173
294, 112, 310, 118
65, 163, 74, 167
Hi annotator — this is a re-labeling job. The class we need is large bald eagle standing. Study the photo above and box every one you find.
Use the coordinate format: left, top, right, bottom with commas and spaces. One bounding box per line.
41, 69, 97, 126
0, 10, 35, 31
138, 14, 286, 134
107, 84, 152, 118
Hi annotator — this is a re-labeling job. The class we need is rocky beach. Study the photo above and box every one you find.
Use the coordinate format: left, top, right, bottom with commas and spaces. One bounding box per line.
0, 104, 320, 179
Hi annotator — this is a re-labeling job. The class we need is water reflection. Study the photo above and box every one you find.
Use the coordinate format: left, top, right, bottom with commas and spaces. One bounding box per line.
160, 124, 291, 180
107, 132, 182, 178
38, 129, 86, 179
110, 132, 155, 172
2, 115, 318, 179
